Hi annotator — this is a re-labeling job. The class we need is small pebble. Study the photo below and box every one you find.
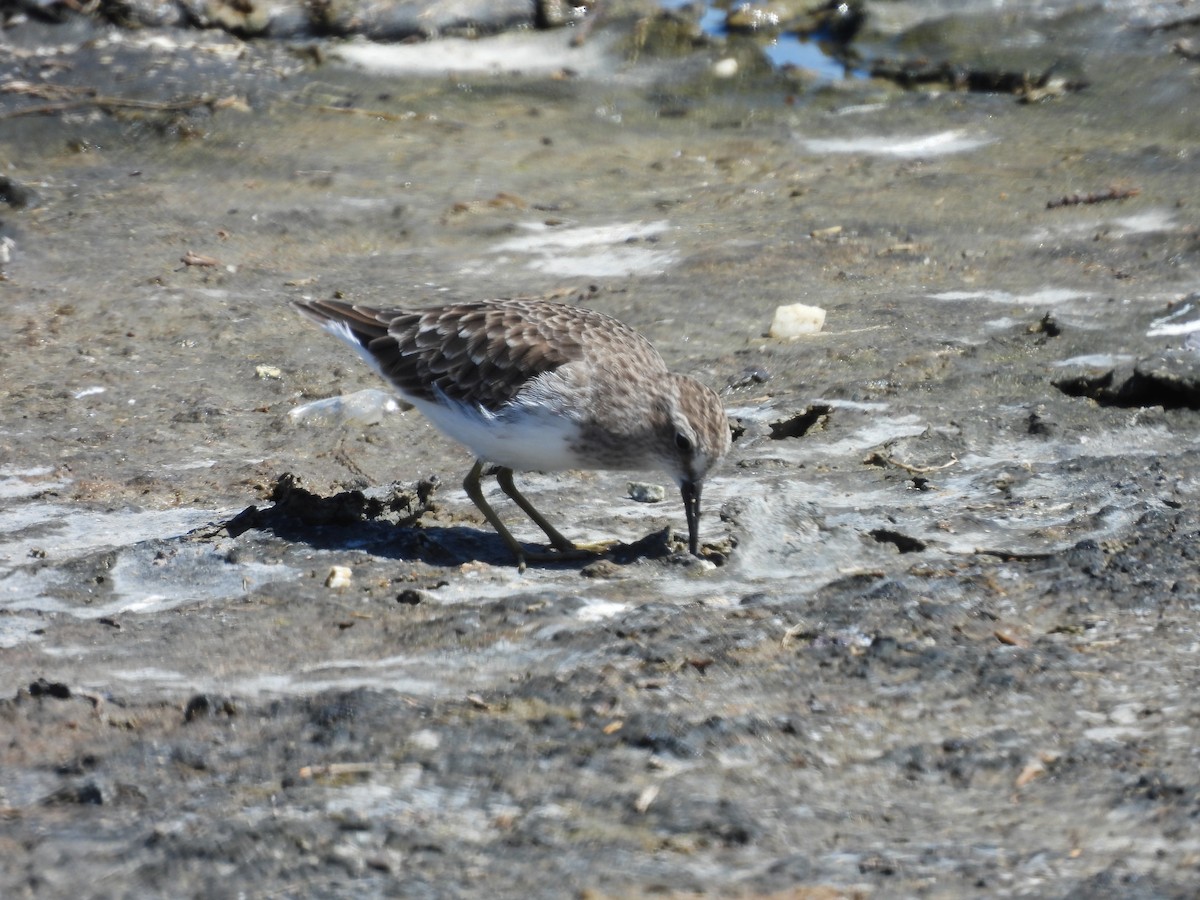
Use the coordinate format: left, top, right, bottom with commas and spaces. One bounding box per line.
712, 58, 739, 78
409, 729, 441, 750
628, 481, 666, 503
255, 365, 282, 379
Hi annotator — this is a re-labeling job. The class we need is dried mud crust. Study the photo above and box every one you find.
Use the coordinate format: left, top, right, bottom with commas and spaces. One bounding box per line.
3, 505, 1200, 895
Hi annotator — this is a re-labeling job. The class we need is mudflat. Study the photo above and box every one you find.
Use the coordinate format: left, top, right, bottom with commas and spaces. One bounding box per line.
3, 3, 1200, 895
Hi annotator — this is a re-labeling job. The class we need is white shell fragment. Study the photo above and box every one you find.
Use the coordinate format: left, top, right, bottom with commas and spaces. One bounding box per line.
712, 57, 739, 78
769, 303, 826, 339
324, 565, 353, 589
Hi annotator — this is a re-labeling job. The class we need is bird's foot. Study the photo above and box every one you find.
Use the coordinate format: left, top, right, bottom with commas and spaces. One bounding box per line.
513, 539, 617, 571
566, 538, 619, 556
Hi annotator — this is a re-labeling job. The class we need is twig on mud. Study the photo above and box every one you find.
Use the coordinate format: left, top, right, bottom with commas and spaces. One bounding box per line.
289, 98, 429, 123
334, 441, 372, 481
971, 547, 1054, 561
863, 451, 959, 475
308, 104, 412, 122
781, 623, 812, 647
180, 251, 221, 268
0, 81, 242, 120
1046, 187, 1140, 209
297, 762, 385, 780
1141, 13, 1200, 33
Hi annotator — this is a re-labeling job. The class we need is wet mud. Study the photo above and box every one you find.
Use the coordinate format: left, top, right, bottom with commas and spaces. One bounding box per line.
3, 1, 1200, 896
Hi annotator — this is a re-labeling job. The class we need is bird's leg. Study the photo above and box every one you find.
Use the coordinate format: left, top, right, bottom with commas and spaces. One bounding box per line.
495, 467, 618, 558
464, 462, 611, 569
463, 459, 531, 571
494, 466, 576, 551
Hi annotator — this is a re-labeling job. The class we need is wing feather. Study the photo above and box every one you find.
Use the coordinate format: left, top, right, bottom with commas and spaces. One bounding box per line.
293, 298, 618, 411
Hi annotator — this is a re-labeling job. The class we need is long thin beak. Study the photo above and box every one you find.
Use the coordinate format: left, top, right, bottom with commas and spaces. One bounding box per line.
681, 480, 701, 556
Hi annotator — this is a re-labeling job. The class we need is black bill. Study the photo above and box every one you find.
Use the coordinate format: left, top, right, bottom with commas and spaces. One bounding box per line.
681, 479, 701, 557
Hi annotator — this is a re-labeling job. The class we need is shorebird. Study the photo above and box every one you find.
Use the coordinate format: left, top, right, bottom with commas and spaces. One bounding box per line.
294, 296, 730, 569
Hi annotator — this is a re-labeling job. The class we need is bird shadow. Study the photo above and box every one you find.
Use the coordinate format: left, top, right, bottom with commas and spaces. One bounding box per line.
216, 472, 675, 570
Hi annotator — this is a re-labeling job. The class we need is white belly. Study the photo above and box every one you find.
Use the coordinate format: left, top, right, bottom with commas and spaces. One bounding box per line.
411, 395, 583, 472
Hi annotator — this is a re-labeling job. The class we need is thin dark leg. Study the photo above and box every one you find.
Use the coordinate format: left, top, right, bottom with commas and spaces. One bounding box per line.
463, 461, 610, 570
494, 467, 577, 552
463, 459, 529, 571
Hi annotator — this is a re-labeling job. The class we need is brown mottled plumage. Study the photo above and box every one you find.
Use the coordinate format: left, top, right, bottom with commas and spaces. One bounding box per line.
293, 296, 730, 568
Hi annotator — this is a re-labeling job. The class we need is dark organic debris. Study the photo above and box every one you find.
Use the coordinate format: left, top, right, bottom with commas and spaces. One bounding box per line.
1027, 406, 1055, 436
1028, 313, 1061, 337
1125, 772, 1190, 803
869, 60, 1087, 101
1053, 352, 1200, 410
184, 694, 238, 722
1046, 187, 1139, 210
1142, 13, 1200, 34
223, 472, 437, 536
6, 0, 76, 23
870, 528, 927, 554
606, 526, 675, 565
28, 678, 72, 700
769, 404, 832, 440
726, 366, 771, 391
973, 547, 1053, 562
0, 175, 38, 209
41, 782, 104, 806
1053, 369, 1114, 401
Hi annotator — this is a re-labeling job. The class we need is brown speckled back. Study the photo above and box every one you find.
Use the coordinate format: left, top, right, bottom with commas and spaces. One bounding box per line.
294, 297, 667, 413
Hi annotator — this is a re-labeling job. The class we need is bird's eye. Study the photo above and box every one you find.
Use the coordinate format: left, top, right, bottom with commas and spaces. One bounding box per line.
674, 432, 693, 453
